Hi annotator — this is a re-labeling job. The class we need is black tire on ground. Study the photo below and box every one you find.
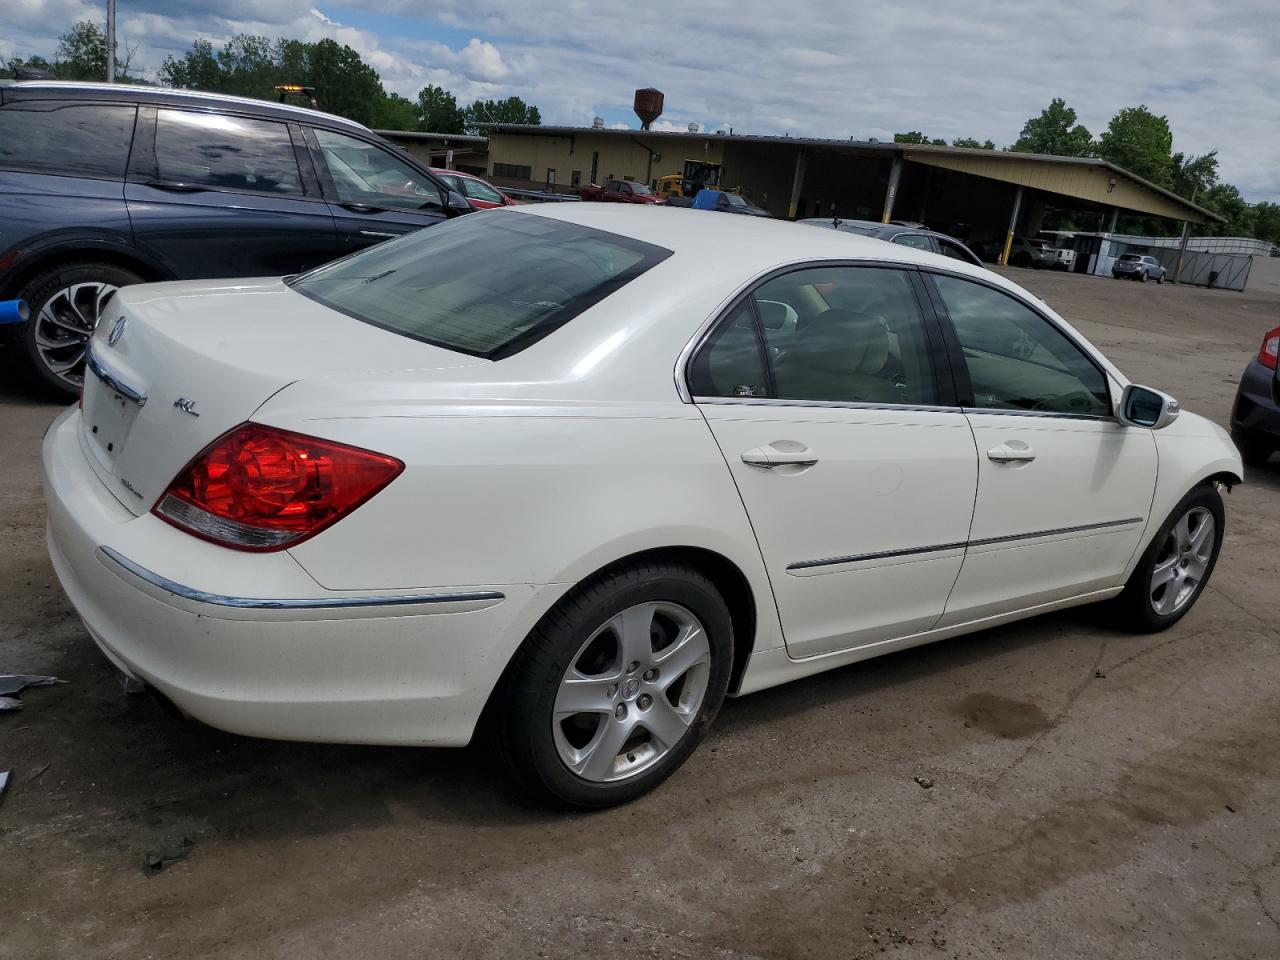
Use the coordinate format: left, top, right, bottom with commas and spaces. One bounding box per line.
1011, 252, 1032, 268
1231, 430, 1274, 468
5, 261, 144, 399
1139, 270, 1148, 282
494, 560, 734, 809
1158, 272, 1166, 284
1113, 483, 1225, 633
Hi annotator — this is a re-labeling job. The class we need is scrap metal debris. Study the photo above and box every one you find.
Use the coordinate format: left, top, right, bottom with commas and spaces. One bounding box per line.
914, 775, 935, 790
0, 675, 65, 696
0, 675, 66, 712
143, 838, 195, 877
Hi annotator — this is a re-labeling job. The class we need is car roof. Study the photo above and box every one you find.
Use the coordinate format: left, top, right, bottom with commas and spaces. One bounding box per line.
0, 80, 373, 134
513, 203, 998, 280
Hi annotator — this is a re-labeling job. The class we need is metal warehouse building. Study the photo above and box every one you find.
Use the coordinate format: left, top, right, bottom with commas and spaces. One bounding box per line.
470, 124, 1221, 265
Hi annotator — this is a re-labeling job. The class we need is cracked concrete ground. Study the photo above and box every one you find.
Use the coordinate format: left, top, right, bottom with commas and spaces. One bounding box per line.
1, 267, 1278, 959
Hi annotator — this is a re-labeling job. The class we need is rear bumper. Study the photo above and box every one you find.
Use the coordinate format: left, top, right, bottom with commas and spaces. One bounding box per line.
1231, 359, 1280, 442
43, 407, 557, 747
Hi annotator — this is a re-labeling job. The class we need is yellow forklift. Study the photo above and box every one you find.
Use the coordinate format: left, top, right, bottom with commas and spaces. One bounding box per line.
657, 159, 723, 201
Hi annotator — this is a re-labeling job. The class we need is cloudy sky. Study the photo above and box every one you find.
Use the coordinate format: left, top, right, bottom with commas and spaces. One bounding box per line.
4, 1, 1278, 201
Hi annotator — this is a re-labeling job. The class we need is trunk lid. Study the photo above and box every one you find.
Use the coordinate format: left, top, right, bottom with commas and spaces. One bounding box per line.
79, 277, 483, 515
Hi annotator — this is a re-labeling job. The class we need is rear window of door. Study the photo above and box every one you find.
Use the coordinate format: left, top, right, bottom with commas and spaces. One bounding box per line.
154, 109, 302, 195
689, 266, 938, 406
891, 233, 935, 252
313, 129, 444, 213
0, 101, 136, 180
931, 274, 1110, 417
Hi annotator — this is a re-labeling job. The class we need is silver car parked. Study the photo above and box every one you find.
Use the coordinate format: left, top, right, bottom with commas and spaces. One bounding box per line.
1113, 253, 1167, 283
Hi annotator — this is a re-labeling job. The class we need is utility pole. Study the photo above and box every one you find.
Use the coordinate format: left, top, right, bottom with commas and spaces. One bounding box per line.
105, 0, 116, 83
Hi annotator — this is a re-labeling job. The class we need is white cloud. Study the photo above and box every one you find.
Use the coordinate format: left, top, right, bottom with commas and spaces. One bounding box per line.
4, 0, 1277, 201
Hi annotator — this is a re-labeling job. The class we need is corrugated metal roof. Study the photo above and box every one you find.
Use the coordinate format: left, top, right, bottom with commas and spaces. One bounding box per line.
376, 129, 488, 144
481, 123, 1223, 223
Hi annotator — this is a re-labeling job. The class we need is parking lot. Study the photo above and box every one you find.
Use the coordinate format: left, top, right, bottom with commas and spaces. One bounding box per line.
2, 267, 1278, 959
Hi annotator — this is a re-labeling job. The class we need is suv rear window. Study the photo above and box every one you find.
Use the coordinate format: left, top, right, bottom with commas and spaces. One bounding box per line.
289, 212, 672, 359
0, 101, 136, 180
1119, 254, 1141, 262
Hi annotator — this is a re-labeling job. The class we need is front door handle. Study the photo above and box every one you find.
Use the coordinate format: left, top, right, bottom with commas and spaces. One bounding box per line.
987, 440, 1036, 464
741, 443, 819, 469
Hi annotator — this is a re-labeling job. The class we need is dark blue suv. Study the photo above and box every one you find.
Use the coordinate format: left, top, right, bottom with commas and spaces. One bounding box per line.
0, 81, 469, 397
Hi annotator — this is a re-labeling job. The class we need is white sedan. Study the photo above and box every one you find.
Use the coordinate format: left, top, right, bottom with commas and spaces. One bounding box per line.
44, 204, 1243, 807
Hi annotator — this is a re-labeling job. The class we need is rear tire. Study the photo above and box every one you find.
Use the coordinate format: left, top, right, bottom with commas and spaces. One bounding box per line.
6, 261, 144, 399
1113, 484, 1225, 633
494, 560, 733, 808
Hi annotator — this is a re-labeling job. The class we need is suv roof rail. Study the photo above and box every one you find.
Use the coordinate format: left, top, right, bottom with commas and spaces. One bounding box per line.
5, 80, 372, 133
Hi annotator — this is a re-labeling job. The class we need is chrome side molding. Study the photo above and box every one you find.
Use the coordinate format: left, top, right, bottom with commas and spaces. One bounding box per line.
97, 546, 504, 610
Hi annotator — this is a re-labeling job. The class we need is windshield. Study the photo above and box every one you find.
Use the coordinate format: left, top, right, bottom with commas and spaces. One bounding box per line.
626, 182, 653, 195
462, 177, 505, 203
722, 193, 747, 207
289, 213, 671, 359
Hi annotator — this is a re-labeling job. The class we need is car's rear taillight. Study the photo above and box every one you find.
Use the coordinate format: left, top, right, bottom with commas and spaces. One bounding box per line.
153, 423, 403, 551
1259, 325, 1280, 371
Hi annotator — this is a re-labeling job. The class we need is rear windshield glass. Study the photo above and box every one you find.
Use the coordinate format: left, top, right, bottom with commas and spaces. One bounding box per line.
289, 213, 671, 359
1119, 254, 1141, 261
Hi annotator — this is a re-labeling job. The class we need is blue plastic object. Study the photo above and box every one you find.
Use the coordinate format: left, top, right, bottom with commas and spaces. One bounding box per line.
692, 189, 721, 211
0, 299, 29, 326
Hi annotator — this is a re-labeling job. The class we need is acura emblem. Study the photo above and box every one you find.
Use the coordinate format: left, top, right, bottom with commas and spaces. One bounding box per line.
106, 316, 128, 346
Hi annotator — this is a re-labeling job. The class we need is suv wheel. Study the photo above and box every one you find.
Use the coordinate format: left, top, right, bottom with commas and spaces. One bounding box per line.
9, 261, 143, 399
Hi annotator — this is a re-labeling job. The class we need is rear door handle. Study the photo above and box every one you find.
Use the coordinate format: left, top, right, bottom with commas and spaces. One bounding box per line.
741, 444, 819, 469
987, 441, 1036, 463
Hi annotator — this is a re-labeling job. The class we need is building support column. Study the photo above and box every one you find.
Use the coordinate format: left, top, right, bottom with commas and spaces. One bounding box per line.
1175, 219, 1192, 283
881, 156, 903, 224
999, 185, 1024, 266
787, 151, 807, 220
1106, 206, 1119, 233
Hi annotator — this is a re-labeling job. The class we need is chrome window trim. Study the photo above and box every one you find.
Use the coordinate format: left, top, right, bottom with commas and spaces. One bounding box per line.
98, 546, 504, 610
693, 396, 963, 414
675, 258, 939, 408
961, 406, 1118, 423
85, 344, 147, 407
786, 517, 1144, 572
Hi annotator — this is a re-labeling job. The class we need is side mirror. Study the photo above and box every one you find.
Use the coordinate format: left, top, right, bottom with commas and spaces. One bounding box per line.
1118, 384, 1180, 429
445, 189, 472, 215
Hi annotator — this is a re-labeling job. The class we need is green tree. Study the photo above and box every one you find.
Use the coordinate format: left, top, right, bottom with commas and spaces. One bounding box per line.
1170, 150, 1218, 200
416, 84, 465, 133
1198, 183, 1255, 237
952, 136, 995, 150
158, 38, 224, 91
303, 39, 384, 126
894, 131, 946, 145
56, 20, 108, 81
1011, 98, 1094, 157
373, 92, 419, 130
1097, 105, 1173, 186
464, 96, 541, 132
1252, 202, 1280, 244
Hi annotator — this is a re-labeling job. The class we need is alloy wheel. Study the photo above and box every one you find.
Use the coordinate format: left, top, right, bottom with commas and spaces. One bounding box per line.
552, 601, 710, 783
33, 282, 118, 387
1150, 506, 1215, 616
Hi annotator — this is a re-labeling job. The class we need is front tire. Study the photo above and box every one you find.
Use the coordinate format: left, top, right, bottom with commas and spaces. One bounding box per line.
1114, 484, 1225, 632
7, 261, 144, 399
495, 560, 733, 808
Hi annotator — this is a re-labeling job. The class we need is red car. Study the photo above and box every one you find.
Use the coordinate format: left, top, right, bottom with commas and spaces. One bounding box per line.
431, 169, 515, 209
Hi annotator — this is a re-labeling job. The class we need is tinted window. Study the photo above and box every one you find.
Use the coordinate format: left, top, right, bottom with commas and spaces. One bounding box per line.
155, 109, 301, 195
460, 177, 504, 203
314, 129, 443, 212
753, 267, 936, 405
688, 301, 769, 398
892, 233, 934, 251
290, 213, 671, 359
933, 274, 1109, 417
939, 239, 980, 266
0, 101, 135, 179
